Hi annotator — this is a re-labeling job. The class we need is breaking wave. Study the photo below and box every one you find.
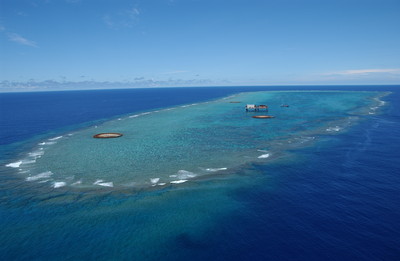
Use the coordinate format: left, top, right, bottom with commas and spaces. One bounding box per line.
150, 178, 160, 184
48, 136, 63, 141
176, 170, 197, 179
326, 126, 341, 132
53, 182, 67, 188
170, 180, 188, 184
93, 180, 114, 187
258, 153, 270, 159
6, 161, 23, 168
204, 167, 228, 172
26, 171, 53, 182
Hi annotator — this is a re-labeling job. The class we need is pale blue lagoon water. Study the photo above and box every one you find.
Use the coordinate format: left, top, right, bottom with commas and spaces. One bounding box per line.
5, 91, 384, 190
1, 87, 399, 260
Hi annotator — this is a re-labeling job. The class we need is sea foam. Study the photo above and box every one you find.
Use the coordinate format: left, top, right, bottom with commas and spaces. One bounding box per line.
93, 180, 114, 187
71, 180, 82, 186
205, 167, 228, 172
49, 136, 63, 141
28, 149, 45, 158
170, 180, 188, 184
21, 159, 36, 165
258, 153, 270, 159
53, 182, 67, 188
176, 170, 197, 179
326, 126, 341, 132
39, 141, 56, 146
99, 182, 113, 187
26, 171, 53, 181
6, 161, 22, 168
150, 178, 160, 184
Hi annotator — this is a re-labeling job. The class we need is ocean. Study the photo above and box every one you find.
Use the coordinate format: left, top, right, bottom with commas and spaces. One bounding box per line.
0, 86, 399, 260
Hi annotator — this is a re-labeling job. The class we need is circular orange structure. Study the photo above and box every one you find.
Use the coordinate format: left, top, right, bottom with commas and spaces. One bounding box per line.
93, 133, 123, 138
252, 115, 275, 119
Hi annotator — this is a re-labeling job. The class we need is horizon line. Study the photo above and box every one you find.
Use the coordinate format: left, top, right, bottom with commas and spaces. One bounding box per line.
1, 84, 399, 94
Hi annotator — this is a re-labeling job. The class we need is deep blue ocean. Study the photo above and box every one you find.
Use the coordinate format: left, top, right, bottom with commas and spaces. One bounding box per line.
0, 86, 399, 260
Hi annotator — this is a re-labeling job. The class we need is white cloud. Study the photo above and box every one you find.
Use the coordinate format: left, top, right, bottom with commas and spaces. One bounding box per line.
103, 15, 114, 28
0, 78, 217, 92
17, 11, 28, 16
324, 68, 400, 76
128, 8, 140, 17
103, 7, 140, 29
7, 33, 37, 47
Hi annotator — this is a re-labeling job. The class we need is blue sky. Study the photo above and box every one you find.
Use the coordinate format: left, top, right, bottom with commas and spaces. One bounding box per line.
0, 0, 399, 91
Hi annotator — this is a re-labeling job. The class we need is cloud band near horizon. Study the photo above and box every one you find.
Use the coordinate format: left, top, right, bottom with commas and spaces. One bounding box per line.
325, 68, 400, 76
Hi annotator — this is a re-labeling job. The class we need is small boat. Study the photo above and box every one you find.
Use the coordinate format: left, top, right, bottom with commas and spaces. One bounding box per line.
280, 104, 289, 107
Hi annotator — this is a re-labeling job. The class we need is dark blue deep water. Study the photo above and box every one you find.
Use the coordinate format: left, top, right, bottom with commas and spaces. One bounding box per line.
1, 86, 399, 260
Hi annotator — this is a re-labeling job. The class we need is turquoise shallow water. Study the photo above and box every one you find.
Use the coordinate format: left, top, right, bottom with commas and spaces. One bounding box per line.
5, 90, 384, 190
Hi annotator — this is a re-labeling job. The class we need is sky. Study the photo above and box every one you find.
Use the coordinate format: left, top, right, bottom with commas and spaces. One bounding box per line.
0, 0, 399, 91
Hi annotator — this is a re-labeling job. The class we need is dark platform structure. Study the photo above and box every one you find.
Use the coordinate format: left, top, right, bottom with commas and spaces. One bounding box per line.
245, 104, 268, 112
